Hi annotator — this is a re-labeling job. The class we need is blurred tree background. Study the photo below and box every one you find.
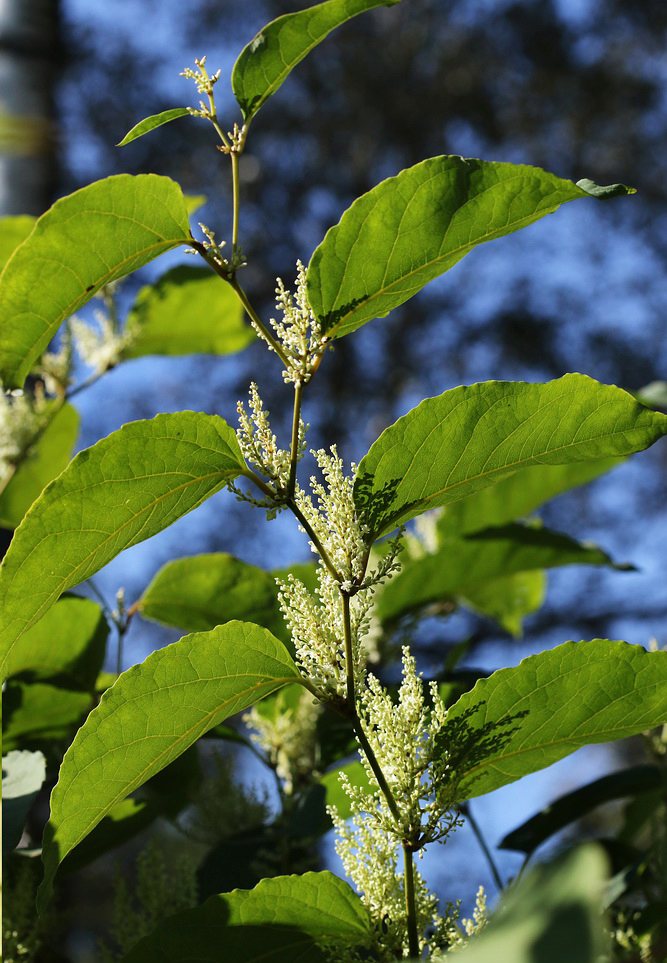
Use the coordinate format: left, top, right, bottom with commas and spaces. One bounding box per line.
2, 0, 667, 958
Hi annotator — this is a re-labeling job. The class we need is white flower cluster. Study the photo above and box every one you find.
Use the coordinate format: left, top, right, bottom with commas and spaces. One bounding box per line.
181, 56, 221, 117
0, 386, 47, 475
244, 687, 321, 795
343, 648, 462, 845
236, 382, 307, 494
329, 810, 444, 959
37, 328, 73, 396
295, 446, 368, 587
70, 312, 130, 374
252, 261, 328, 384
277, 566, 371, 701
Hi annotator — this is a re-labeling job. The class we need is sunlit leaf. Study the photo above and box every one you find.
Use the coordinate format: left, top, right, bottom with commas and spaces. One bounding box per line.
2, 749, 46, 853
440, 639, 667, 801
0, 412, 246, 681
120, 871, 372, 962
354, 374, 667, 539
448, 846, 609, 963
0, 402, 79, 529
38, 621, 302, 911
0, 174, 192, 387
308, 156, 634, 339
0, 215, 35, 271
124, 266, 251, 358
232, 0, 402, 122
117, 108, 191, 146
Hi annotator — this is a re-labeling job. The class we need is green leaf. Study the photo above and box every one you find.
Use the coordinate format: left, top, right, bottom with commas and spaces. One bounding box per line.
119, 871, 372, 962
0, 402, 80, 529
439, 639, 667, 801
232, 0, 402, 122
354, 374, 667, 539
184, 193, 207, 217
500, 765, 667, 856
0, 215, 35, 271
447, 846, 609, 963
59, 797, 161, 876
307, 156, 634, 340
461, 569, 546, 637
575, 177, 636, 199
3, 680, 92, 751
138, 552, 287, 641
117, 108, 191, 146
2, 749, 46, 853
0, 174, 193, 388
437, 458, 622, 537
124, 266, 251, 358
0, 412, 246, 681
38, 621, 302, 911
377, 522, 626, 623
5, 595, 108, 689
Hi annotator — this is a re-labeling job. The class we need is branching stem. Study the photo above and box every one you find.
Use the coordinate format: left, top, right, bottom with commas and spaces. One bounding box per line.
287, 380, 303, 499
463, 802, 504, 891
231, 149, 241, 255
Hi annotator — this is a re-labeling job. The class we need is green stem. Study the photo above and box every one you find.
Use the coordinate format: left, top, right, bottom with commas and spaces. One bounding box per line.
287, 380, 304, 500
229, 276, 291, 368
287, 497, 339, 581
464, 802, 504, 891
231, 149, 241, 256
403, 843, 420, 959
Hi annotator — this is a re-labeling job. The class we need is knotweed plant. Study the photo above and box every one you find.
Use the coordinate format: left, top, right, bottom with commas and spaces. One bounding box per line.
2, 2, 667, 962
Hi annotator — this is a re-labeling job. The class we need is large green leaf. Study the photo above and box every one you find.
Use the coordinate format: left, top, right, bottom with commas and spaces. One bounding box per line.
0, 412, 246, 681
4, 595, 108, 689
307, 156, 634, 339
437, 458, 622, 537
232, 0, 402, 122
2, 749, 46, 853
0, 174, 193, 388
500, 765, 667, 857
124, 266, 252, 358
120, 871, 372, 962
0, 215, 35, 271
59, 797, 161, 876
377, 522, 625, 623
0, 402, 79, 529
439, 639, 667, 801
38, 621, 303, 911
447, 846, 609, 963
138, 552, 286, 639
354, 374, 667, 539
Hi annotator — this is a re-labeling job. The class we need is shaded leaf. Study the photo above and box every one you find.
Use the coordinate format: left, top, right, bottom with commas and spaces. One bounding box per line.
0, 174, 192, 387
354, 374, 667, 539
3, 680, 92, 752
377, 522, 625, 623
138, 552, 286, 641
0, 402, 79, 529
0, 411, 246, 681
0, 215, 35, 271
117, 108, 191, 146
308, 156, 634, 340
437, 458, 622, 537
232, 0, 402, 122
320, 760, 373, 822
124, 266, 251, 358
461, 568, 546, 637
121, 871, 372, 962
500, 765, 667, 856
439, 639, 667, 801
2, 749, 46, 853
447, 846, 609, 963
60, 798, 161, 876
38, 621, 302, 910
4, 595, 108, 689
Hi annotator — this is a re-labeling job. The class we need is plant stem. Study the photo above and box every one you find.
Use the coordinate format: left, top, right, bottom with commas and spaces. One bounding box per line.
231, 149, 240, 256
230, 277, 290, 367
287, 497, 339, 581
463, 802, 504, 891
287, 380, 304, 499
403, 843, 420, 959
